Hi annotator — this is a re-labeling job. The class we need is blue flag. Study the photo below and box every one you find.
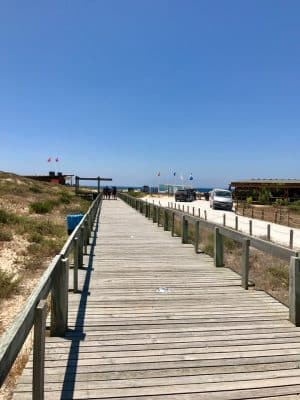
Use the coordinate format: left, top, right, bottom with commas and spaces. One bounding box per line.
173, 172, 176, 176
189, 174, 193, 181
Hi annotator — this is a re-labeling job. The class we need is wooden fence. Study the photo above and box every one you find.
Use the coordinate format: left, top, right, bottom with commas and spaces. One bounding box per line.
0, 194, 102, 399
119, 193, 300, 327
236, 203, 300, 228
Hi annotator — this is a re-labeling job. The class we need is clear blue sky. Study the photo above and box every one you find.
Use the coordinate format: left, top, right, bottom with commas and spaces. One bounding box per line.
1, 1, 300, 187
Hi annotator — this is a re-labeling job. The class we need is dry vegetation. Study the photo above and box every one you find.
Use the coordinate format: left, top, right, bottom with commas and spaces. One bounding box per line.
171, 215, 290, 306
198, 225, 289, 306
0, 171, 90, 399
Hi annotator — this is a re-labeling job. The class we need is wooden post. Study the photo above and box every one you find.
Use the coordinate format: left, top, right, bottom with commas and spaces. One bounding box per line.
152, 206, 156, 223
235, 216, 238, 230
249, 220, 252, 236
181, 216, 188, 244
33, 300, 47, 400
164, 209, 168, 231
97, 177, 100, 194
290, 230, 294, 249
241, 239, 250, 289
198, 208, 200, 218
289, 257, 300, 326
214, 227, 224, 267
223, 214, 226, 226
204, 210, 207, 220
73, 237, 79, 293
51, 257, 68, 336
79, 226, 84, 268
171, 212, 175, 237
262, 210, 264, 220
194, 221, 200, 253
84, 220, 88, 254
275, 211, 278, 223
157, 207, 160, 226
251, 208, 254, 218
267, 224, 271, 241
193, 207, 195, 216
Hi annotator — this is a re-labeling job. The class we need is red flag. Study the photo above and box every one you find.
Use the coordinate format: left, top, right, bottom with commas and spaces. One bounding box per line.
48, 157, 51, 162
55, 157, 59, 162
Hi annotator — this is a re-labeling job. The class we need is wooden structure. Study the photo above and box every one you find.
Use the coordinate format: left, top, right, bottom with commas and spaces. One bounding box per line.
24, 172, 73, 185
3, 196, 300, 398
75, 176, 112, 195
230, 179, 300, 201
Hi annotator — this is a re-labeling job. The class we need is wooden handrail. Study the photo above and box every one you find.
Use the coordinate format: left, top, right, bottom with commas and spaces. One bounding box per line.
0, 194, 102, 389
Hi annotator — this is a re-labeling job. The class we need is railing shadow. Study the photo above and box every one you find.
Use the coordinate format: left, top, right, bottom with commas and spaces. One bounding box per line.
59, 211, 100, 398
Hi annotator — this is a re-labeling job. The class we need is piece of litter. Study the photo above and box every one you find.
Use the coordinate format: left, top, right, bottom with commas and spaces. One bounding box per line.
156, 287, 171, 294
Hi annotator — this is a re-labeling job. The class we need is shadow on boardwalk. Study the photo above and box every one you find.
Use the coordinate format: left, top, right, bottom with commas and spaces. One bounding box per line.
59, 215, 99, 399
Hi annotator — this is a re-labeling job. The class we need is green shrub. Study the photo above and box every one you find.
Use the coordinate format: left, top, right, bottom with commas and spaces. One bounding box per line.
258, 188, 271, 205
29, 186, 43, 193
0, 225, 13, 241
246, 196, 253, 205
0, 209, 14, 224
28, 232, 43, 243
29, 200, 56, 214
59, 192, 72, 204
0, 268, 20, 298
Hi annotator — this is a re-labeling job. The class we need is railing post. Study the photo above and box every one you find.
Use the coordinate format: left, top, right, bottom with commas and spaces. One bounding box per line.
289, 257, 300, 326
84, 220, 88, 254
194, 221, 200, 253
249, 220, 252, 236
290, 230, 294, 249
214, 227, 224, 267
50, 257, 68, 336
79, 226, 84, 267
33, 300, 47, 400
171, 212, 175, 237
204, 210, 207, 220
223, 214, 226, 226
181, 216, 188, 244
157, 207, 160, 226
198, 208, 200, 218
267, 224, 271, 241
73, 237, 79, 293
164, 209, 168, 231
235, 216, 238, 230
241, 239, 250, 289
153, 206, 157, 223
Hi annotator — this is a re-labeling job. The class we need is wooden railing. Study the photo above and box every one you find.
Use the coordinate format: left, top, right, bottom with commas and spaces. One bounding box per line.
0, 194, 102, 398
119, 193, 300, 326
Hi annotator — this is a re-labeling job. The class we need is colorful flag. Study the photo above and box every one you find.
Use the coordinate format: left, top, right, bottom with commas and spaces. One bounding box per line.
157, 172, 160, 176
189, 173, 193, 181
173, 172, 176, 176
55, 157, 59, 162
47, 157, 51, 162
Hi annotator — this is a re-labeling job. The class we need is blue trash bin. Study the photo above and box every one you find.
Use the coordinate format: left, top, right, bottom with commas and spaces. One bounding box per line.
66, 214, 83, 234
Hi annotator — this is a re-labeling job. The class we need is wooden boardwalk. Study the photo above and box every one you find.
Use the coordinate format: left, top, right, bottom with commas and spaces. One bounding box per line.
13, 199, 300, 399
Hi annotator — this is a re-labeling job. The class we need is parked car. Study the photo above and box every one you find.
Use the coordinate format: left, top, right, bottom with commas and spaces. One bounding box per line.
210, 189, 233, 210
175, 189, 196, 202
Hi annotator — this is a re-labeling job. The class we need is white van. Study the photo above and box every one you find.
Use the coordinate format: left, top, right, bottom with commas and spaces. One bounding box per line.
210, 189, 233, 211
